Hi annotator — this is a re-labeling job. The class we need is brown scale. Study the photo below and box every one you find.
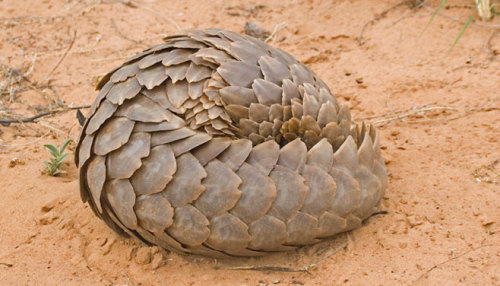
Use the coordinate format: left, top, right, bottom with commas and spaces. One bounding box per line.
76, 29, 388, 257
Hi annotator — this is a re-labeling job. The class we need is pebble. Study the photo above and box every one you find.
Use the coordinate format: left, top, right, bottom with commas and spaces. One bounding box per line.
41, 199, 57, 213
479, 215, 495, 226
38, 212, 58, 225
151, 252, 164, 270
407, 215, 424, 227
9, 157, 24, 168
134, 246, 151, 265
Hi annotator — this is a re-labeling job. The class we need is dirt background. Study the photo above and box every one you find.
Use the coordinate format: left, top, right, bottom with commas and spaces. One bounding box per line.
0, 0, 499, 285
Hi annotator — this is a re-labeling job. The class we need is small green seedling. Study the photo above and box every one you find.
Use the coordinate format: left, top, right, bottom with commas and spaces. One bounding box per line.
44, 139, 72, 176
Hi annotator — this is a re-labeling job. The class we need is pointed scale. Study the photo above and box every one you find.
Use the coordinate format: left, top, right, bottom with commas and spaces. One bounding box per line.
104, 179, 138, 230
248, 215, 291, 251
353, 165, 382, 220
167, 205, 210, 247
246, 139, 280, 175
285, 212, 319, 245
164, 62, 189, 83
93, 117, 135, 156
106, 77, 142, 105
107, 132, 151, 179
206, 213, 251, 252
217, 139, 253, 171
252, 78, 282, 105
85, 100, 118, 135
163, 153, 207, 207
231, 163, 277, 223
193, 160, 242, 218
86, 155, 106, 213
134, 193, 174, 233
130, 145, 176, 196
136, 64, 168, 89
300, 165, 336, 217
218, 60, 261, 88
115, 95, 172, 123
277, 138, 307, 173
268, 165, 308, 221
258, 55, 291, 85
191, 137, 231, 166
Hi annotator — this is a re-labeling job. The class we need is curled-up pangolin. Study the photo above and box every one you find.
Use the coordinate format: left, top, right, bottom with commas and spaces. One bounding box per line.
75, 29, 387, 257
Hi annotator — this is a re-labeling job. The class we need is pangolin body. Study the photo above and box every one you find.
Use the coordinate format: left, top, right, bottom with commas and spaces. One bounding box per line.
75, 29, 387, 257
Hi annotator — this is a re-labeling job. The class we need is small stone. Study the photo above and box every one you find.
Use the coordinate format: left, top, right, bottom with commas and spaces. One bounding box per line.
96, 237, 108, 247
134, 246, 151, 265
41, 199, 57, 213
150, 246, 162, 255
101, 237, 115, 255
38, 212, 58, 225
9, 157, 24, 168
126, 246, 136, 261
87, 252, 101, 267
480, 215, 495, 227
407, 215, 424, 227
272, 279, 281, 284
151, 252, 165, 270
244, 22, 270, 40
390, 131, 400, 136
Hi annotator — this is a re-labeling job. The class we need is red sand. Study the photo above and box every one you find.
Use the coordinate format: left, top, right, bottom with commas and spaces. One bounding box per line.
0, 0, 498, 285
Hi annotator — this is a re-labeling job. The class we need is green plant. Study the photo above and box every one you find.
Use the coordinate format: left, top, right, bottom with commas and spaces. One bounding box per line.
423, 0, 497, 51
43, 139, 71, 176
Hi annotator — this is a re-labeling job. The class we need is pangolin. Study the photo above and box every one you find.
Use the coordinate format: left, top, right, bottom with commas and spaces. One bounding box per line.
75, 29, 387, 257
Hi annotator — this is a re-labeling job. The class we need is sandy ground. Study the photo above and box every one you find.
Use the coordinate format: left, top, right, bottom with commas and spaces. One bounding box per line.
0, 0, 499, 285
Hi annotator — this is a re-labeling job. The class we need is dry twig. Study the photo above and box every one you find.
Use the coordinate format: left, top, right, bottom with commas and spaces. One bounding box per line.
0, 262, 13, 267
390, 0, 426, 27
361, 105, 458, 127
411, 244, 495, 285
358, 1, 406, 45
483, 30, 499, 60
224, 265, 312, 273
422, 5, 500, 29
45, 30, 77, 81
119, 0, 183, 33
223, 239, 348, 273
111, 18, 140, 44
0, 105, 90, 127
265, 22, 288, 43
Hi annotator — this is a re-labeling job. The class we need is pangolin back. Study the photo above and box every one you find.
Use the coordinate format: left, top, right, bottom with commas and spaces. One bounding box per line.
75, 29, 387, 257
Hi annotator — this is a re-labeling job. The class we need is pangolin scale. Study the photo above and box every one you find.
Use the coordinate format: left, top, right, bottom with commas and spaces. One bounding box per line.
75, 29, 387, 257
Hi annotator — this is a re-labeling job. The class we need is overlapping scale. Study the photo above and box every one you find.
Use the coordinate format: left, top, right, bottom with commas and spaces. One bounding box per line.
231, 163, 277, 223
106, 132, 151, 179
93, 117, 135, 156
193, 160, 242, 218
135, 193, 174, 233
130, 145, 176, 195
77, 28, 387, 258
